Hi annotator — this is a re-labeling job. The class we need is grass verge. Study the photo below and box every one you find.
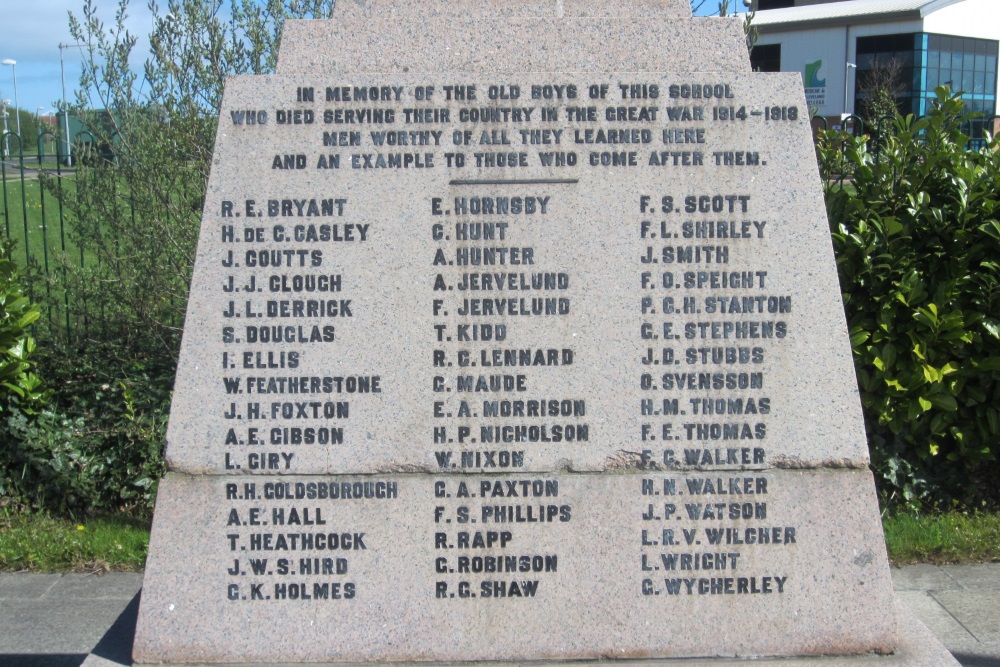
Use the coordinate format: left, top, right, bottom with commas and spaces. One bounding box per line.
0, 508, 150, 572
1, 176, 84, 266
883, 511, 1000, 565
2, 507, 998, 572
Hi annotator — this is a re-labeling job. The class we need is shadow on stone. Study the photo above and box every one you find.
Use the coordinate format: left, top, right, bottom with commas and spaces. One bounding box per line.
85, 590, 140, 666
954, 655, 1000, 667
0, 656, 86, 667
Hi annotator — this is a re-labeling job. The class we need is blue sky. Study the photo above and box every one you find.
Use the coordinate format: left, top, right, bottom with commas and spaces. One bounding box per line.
0, 1, 746, 118
0, 1, 157, 115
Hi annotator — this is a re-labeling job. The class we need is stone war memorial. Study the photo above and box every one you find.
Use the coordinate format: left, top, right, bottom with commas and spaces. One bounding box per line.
133, 1, 959, 664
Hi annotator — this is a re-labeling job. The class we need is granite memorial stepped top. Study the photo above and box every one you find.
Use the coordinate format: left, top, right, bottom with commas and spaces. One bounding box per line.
134, 0, 917, 663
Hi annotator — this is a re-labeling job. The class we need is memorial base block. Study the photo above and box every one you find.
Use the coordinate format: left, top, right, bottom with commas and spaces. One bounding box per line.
135, 598, 960, 666
136, 470, 901, 663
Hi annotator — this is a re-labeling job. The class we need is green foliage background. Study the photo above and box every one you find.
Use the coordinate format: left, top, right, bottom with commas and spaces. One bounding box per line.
0, 239, 52, 507
820, 90, 1000, 510
2, 0, 336, 517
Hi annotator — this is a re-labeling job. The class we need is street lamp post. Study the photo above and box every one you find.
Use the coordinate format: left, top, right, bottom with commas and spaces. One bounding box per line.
37, 107, 46, 157
1, 60, 20, 153
59, 43, 85, 166
1, 100, 9, 159
844, 62, 857, 119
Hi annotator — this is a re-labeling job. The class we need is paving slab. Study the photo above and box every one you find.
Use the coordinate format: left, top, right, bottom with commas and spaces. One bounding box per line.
0, 572, 62, 598
896, 590, 977, 645
892, 564, 962, 592
931, 591, 1000, 643
46, 573, 143, 600
0, 598, 140, 654
80, 592, 140, 667
939, 564, 1000, 590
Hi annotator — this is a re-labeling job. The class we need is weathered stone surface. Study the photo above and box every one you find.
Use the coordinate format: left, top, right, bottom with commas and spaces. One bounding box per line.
135, 0, 910, 663
165, 71, 867, 476
276, 9, 749, 76
135, 470, 893, 663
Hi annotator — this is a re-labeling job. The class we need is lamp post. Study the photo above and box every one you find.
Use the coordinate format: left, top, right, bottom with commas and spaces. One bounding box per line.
1, 100, 9, 159
37, 107, 47, 157
59, 43, 85, 166
1, 60, 19, 150
844, 62, 857, 119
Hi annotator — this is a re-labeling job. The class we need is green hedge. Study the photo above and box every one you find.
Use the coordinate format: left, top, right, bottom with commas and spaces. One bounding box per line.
0, 340, 170, 517
819, 89, 1000, 510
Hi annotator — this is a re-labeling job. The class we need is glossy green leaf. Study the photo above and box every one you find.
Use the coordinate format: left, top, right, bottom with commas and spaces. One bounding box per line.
930, 394, 959, 411
850, 329, 871, 347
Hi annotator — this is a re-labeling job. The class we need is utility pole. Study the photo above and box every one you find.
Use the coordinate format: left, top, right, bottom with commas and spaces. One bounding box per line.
1, 60, 19, 156
59, 43, 85, 166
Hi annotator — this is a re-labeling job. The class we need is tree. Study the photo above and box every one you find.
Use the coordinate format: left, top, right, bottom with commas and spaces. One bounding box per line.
858, 56, 906, 124
52, 0, 336, 354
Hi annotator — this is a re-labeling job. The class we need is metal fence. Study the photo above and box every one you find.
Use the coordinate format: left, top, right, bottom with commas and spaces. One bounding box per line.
0, 127, 103, 342
811, 112, 999, 141
811, 113, 999, 188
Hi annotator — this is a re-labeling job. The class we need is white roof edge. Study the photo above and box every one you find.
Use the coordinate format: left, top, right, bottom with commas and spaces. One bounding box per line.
919, 0, 967, 16
755, 0, 967, 31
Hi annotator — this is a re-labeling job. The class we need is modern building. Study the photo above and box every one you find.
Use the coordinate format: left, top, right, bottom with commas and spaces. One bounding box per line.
54, 110, 120, 164
751, 0, 1000, 128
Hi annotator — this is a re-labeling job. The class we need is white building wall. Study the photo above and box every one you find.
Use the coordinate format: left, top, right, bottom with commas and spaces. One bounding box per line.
757, 19, 922, 117
756, 28, 848, 116
924, 0, 1000, 41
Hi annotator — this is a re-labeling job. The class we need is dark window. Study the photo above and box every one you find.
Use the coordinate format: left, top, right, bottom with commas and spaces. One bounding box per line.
854, 32, 998, 123
750, 44, 781, 72
756, 0, 794, 9
855, 33, 919, 117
